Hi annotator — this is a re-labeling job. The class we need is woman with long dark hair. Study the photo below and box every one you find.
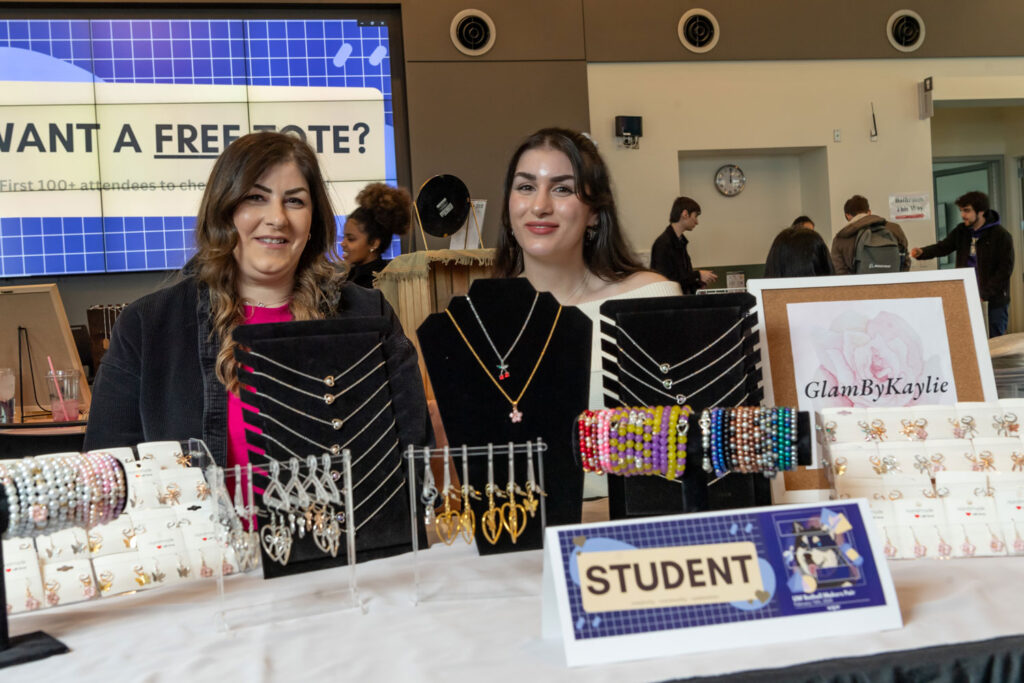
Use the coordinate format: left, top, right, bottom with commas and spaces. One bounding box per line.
493, 128, 680, 407
763, 226, 834, 278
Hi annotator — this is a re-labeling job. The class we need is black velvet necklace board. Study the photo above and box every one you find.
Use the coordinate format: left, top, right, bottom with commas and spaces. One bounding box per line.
416, 278, 590, 555
600, 293, 766, 518
233, 316, 427, 578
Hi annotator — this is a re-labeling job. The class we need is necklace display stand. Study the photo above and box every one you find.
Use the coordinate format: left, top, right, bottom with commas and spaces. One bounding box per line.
405, 441, 547, 602
417, 279, 591, 555
234, 315, 428, 577
600, 294, 766, 518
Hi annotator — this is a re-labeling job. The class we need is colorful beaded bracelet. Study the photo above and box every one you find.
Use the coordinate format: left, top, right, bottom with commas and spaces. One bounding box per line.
699, 406, 798, 479
576, 405, 693, 480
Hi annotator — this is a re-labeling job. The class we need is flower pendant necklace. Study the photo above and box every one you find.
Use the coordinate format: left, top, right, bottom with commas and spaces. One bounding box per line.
465, 292, 539, 381
446, 304, 562, 423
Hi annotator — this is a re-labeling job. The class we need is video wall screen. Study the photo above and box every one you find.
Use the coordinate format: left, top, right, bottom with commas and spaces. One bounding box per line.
0, 14, 404, 278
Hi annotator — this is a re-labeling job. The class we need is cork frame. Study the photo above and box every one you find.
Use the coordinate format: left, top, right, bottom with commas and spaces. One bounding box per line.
747, 270, 996, 496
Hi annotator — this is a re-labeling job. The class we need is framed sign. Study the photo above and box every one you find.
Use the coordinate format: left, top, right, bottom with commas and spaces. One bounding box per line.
747, 270, 995, 498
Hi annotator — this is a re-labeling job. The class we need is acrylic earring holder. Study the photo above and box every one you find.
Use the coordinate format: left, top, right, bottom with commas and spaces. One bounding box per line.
213, 449, 361, 630
405, 440, 547, 604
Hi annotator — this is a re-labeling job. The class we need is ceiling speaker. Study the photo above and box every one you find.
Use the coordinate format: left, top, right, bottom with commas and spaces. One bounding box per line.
450, 9, 496, 57
886, 10, 925, 53
677, 9, 720, 54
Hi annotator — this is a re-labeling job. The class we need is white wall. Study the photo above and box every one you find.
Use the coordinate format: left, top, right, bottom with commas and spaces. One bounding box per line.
589, 57, 1024, 329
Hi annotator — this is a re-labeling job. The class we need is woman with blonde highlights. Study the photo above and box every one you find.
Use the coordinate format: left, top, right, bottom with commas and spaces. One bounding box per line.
85, 131, 427, 465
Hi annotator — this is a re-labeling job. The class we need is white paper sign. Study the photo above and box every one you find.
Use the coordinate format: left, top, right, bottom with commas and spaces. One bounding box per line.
448, 199, 486, 249
889, 193, 931, 221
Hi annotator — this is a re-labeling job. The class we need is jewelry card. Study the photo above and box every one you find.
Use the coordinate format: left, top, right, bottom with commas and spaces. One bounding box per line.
892, 497, 949, 560
824, 442, 878, 480
874, 442, 931, 479
910, 405, 959, 440
123, 460, 164, 510
923, 439, 973, 473
157, 467, 211, 507
819, 407, 866, 444
128, 508, 186, 554
86, 446, 138, 469
134, 550, 192, 588
91, 553, 157, 596
40, 559, 98, 606
934, 472, 1004, 557
88, 513, 142, 558
968, 438, 1020, 473
2, 537, 45, 614
36, 527, 91, 563
137, 440, 191, 469
955, 401, 1001, 439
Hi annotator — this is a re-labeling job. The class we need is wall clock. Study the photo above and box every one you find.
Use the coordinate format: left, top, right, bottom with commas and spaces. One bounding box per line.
714, 164, 746, 196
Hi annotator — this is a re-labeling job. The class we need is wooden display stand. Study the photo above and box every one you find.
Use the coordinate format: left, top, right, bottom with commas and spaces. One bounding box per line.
375, 248, 495, 399
0, 284, 91, 422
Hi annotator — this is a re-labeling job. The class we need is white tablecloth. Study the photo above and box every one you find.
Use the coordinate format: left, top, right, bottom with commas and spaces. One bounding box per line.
7, 544, 1024, 682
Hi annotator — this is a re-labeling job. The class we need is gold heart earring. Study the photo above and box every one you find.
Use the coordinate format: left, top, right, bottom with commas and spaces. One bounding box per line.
499, 444, 527, 543
458, 446, 479, 544
434, 448, 460, 546
481, 444, 503, 545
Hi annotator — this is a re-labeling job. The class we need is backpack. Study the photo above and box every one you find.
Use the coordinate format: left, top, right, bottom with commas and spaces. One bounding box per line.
852, 221, 905, 274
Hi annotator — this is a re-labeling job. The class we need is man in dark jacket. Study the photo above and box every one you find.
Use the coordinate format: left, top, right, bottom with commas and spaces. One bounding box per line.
650, 196, 717, 295
911, 191, 1013, 338
830, 194, 910, 274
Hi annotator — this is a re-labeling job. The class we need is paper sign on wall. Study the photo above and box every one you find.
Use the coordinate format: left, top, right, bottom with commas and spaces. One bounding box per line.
542, 500, 902, 667
889, 192, 931, 221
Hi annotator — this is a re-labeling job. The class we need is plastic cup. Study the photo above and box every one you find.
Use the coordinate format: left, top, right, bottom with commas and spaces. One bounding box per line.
46, 369, 80, 422
0, 367, 14, 424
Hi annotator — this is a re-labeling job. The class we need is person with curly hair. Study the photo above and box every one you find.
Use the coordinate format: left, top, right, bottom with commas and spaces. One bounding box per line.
342, 182, 412, 288
84, 132, 428, 466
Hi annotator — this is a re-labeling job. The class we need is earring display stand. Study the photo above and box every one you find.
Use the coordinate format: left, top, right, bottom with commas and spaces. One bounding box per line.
234, 315, 426, 577
0, 450, 132, 669
215, 451, 362, 630
405, 441, 547, 604
417, 278, 591, 554
599, 294, 766, 518
0, 487, 70, 668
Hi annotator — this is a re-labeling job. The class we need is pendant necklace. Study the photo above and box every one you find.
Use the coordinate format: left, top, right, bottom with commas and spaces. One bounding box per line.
615, 315, 746, 375
465, 291, 539, 381
446, 305, 562, 423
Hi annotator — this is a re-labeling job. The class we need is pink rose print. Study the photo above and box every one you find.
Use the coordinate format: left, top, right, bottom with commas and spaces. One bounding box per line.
810, 310, 944, 408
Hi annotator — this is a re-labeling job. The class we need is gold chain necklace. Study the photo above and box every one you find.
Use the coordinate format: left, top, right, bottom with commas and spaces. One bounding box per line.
445, 305, 562, 423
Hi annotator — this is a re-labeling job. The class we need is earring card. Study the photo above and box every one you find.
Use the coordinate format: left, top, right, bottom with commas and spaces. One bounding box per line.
542, 500, 901, 667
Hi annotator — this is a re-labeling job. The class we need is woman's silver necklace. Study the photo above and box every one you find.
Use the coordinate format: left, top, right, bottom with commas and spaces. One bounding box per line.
465, 292, 539, 381
242, 296, 292, 308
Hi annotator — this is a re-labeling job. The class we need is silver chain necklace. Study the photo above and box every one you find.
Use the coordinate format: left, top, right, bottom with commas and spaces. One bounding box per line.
615, 315, 746, 375
614, 372, 750, 411
617, 334, 746, 391
245, 342, 383, 388
614, 352, 746, 405
248, 380, 388, 432
465, 292, 539, 381
247, 360, 386, 406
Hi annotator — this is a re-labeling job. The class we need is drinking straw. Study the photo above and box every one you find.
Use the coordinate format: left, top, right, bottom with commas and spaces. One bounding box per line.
46, 355, 71, 421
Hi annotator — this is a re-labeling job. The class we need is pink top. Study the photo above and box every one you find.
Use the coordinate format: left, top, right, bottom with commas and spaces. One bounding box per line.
227, 303, 294, 472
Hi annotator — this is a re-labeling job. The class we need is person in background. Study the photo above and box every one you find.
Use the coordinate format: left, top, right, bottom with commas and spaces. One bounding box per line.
911, 190, 1013, 337
764, 226, 834, 278
342, 183, 412, 288
650, 196, 717, 294
791, 215, 815, 230
84, 132, 427, 463
830, 194, 909, 274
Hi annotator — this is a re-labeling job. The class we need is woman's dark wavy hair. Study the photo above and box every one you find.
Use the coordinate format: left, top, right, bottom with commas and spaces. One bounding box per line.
764, 226, 834, 278
193, 130, 340, 391
492, 128, 644, 281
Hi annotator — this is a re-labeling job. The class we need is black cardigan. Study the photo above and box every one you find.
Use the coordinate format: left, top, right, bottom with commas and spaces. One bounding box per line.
83, 276, 429, 464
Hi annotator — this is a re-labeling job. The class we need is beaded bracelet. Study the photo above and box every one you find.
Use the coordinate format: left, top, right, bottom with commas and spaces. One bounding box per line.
577, 405, 692, 480
699, 406, 799, 479
0, 453, 127, 540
